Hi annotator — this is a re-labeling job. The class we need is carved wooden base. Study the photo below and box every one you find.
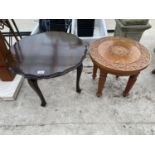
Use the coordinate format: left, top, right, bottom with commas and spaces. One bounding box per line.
0, 67, 15, 81
92, 66, 139, 97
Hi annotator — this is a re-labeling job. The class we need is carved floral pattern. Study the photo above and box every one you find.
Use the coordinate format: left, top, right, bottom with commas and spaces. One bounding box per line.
89, 36, 151, 74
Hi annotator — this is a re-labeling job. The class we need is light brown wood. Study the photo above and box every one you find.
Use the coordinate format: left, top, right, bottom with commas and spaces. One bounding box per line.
92, 64, 98, 79
98, 39, 141, 64
96, 70, 107, 97
89, 36, 150, 97
123, 73, 139, 97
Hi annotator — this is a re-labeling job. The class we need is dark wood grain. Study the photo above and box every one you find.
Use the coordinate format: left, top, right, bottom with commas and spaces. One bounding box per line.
10, 31, 86, 79
9, 31, 86, 106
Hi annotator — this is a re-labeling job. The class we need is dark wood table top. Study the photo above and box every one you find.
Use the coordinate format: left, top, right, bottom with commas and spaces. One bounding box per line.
10, 31, 86, 79
89, 36, 151, 75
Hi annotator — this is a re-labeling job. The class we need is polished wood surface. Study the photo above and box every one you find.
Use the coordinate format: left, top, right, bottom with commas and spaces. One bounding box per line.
89, 36, 150, 97
10, 31, 86, 79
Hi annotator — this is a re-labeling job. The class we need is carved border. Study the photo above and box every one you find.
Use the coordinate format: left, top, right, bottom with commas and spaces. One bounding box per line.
89, 36, 151, 73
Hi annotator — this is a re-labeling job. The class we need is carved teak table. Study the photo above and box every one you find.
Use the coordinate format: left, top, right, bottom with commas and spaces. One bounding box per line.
10, 32, 86, 106
89, 36, 150, 97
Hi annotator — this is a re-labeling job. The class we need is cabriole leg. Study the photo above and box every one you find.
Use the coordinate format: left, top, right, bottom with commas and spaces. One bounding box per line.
28, 79, 47, 107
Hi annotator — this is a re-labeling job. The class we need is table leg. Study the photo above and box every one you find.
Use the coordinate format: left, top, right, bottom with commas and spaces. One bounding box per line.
96, 70, 107, 97
28, 79, 47, 107
152, 69, 155, 74
76, 63, 83, 93
123, 74, 139, 97
92, 64, 98, 79
116, 75, 119, 79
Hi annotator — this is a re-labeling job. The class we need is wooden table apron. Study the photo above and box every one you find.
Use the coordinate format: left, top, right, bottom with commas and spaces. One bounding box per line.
10, 31, 87, 107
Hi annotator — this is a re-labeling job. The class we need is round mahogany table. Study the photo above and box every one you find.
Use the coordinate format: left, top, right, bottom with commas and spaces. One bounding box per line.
89, 36, 150, 97
10, 31, 86, 106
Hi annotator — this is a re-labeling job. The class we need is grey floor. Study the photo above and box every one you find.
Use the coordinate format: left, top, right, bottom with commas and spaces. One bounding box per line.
0, 19, 155, 134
